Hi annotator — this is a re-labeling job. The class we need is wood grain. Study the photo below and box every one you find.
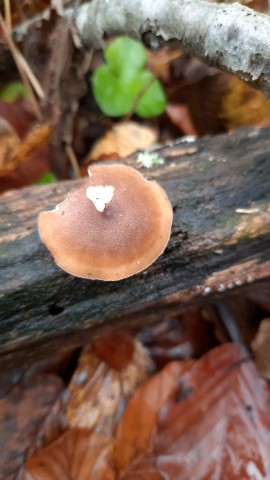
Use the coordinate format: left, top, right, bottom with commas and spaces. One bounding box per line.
1, 126, 270, 369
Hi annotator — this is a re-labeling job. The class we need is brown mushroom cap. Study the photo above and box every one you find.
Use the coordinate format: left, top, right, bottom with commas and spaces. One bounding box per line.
38, 164, 172, 281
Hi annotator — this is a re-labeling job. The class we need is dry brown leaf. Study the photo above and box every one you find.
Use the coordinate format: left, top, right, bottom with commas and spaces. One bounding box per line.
93, 332, 135, 371
220, 76, 270, 129
0, 374, 64, 480
0, 122, 52, 177
167, 61, 229, 135
147, 48, 181, 84
155, 344, 270, 479
0, 116, 20, 172
88, 121, 157, 162
114, 360, 193, 475
67, 340, 152, 435
139, 308, 214, 369
166, 103, 198, 135
251, 318, 270, 380
24, 429, 114, 480
0, 147, 49, 193
115, 343, 270, 479
0, 99, 35, 138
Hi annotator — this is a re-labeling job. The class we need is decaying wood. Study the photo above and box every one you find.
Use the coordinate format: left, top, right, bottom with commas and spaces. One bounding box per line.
1, 126, 270, 369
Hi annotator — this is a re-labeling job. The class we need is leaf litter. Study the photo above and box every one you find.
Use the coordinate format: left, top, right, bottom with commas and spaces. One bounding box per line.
2, 3, 270, 480
23, 343, 270, 480
0, 374, 65, 480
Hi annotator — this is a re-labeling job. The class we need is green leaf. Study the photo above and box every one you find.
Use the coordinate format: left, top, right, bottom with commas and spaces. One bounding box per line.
0, 82, 28, 102
92, 65, 135, 116
105, 37, 147, 78
92, 37, 167, 118
135, 71, 167, 118
36, 172, 57, 185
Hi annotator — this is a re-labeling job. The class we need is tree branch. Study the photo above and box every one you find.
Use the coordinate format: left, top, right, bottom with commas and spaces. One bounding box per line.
13, 0, 270, 96
71, 0, 270, 97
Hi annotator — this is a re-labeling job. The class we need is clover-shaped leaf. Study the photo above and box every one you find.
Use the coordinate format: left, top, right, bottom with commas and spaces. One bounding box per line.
105, 36, 147, 79
92, 37, 166, 118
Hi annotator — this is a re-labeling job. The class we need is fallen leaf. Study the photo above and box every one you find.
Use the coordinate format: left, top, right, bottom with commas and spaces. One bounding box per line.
115, 343, 270, 479
0, 122, 52, 177
93, 332, 135, 371
0, 100, 50, 191
88, 121, 157, 162
0, 374, 64, 480
0, 147, 49, 193
166, 103, 198, 135
167, 60, 229, 135
155, 344, 270, 479
139, 308, 214, 369
147, 48, 181, 84
0, 116, 20, 173
67, 340, 152, 435
24, 429, 114, 480
0, 99, 35, 138
251, 318, 270, 380
220, 76, 270, 130
114, 360, 193, 475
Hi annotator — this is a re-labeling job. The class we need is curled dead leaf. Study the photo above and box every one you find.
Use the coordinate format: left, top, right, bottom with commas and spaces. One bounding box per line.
166, 103, 198, 135
67, 339, 152, 435
0, 123, 52, 177
87, 121, 157, 162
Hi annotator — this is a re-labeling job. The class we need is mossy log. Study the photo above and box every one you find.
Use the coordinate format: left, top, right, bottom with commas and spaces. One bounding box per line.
1, 126, 270, 369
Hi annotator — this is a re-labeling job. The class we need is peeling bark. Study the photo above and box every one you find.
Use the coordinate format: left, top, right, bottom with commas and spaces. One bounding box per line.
72, 0, 270, 96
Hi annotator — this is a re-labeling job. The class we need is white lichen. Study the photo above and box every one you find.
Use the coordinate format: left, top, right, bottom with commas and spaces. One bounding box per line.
137, 151, 164, 169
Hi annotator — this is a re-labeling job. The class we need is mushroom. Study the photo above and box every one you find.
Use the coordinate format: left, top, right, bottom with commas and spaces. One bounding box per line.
38, 164, 172, 281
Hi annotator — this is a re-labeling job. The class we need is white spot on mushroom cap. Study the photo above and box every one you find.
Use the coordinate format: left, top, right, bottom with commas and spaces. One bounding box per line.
86, 185, 114, 212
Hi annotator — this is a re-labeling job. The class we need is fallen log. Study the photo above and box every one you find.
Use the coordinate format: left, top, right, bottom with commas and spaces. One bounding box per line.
1, 126, 270, 370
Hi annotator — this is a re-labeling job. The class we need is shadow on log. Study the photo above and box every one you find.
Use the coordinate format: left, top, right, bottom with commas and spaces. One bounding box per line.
1, 126, 270, 370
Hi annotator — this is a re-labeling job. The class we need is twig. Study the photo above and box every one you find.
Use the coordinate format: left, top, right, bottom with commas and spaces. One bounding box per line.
4, 0, 12, 33
15, 49, 45, 100
214, 303, 250, 355
65, 144, 81, 178
0, 14, 42, 120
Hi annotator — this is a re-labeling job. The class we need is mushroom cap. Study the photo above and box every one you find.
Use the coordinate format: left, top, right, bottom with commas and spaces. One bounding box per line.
38, 164, 172, 281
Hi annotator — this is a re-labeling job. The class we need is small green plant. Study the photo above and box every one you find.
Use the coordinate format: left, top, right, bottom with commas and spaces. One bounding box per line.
92, 37, 166, 118
0, 82, 27, 102
36, 172, 57, 185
